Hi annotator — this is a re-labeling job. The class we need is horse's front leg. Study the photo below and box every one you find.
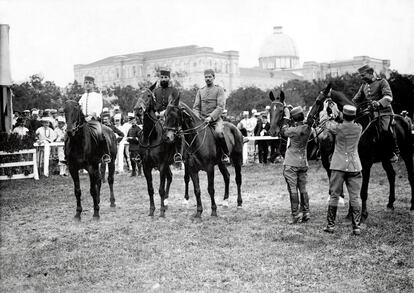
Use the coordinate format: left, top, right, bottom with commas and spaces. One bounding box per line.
143, 164, 155, 216
233, 157, 243, 208
107, 159, 116, 207
88, 165, 101, 219
218, 162, 230, 207
207, 167, 217, 217
190, 171, 202, 218
158, 165, 167, 218
184, 163, 190, 201
360, 165, 372, 223
69, 165, 82, 220
163, 166, 173, 209
381, 160, 396, 210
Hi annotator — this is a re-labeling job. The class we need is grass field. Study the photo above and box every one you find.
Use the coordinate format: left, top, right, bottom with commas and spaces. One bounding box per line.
0, 161, 413, 292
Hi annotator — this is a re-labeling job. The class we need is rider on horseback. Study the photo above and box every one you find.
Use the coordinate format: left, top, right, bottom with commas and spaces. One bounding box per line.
62, 76, 111, 164
352, 65, 399, 163
153, 69, 183, 164
193, 69, 230, 164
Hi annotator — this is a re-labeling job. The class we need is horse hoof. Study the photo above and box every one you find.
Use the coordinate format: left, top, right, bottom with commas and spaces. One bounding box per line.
149, 212, 154, 217
222, 199, 229, 208
74, 214, 81, 221
164, 199, 169, 206
211, 211, 218, 217
93, 215, 100, 220
159, 212, 165, 218
110, 203, 116, 208
386, 204, 394, 210
237, 205, 243, 209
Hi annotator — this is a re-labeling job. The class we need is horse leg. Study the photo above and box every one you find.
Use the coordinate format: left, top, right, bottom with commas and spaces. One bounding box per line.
218, 162, 230, 207
190, 171, 203, 218
381, 160, 396, 210
88, 166, 101, 219
360, 165, 372, 223
69, 165, 82, 220
108, 159, 116, 207
184, 163, 190, 201
233, 155, 243, 207
400, 149, 414, 211
100, 163, 106, 183
207, 167, 217, 217
158, 166, 167, 218
144, 165, 155, 216
164, 166, 172, 208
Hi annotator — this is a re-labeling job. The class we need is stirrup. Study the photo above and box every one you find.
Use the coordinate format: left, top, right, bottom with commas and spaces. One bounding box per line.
390, 153, 399, 163
221, 154, 230, 164
173, 153, 183, 164
102, 154, 111, 164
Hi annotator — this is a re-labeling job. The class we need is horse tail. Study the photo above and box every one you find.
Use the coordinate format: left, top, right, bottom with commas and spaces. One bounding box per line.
224, 122, 244, 156
394, 114, 413, 155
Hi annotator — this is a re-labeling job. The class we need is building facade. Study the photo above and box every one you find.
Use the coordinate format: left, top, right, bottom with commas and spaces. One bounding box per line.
74, 27, 391, 92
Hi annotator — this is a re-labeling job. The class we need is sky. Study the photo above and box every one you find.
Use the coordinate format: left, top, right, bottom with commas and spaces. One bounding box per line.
1, 0, 414, 86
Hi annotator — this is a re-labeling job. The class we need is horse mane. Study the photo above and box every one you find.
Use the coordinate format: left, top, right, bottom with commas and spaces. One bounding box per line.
178, 101, 203, 125
330, 90, 354, 110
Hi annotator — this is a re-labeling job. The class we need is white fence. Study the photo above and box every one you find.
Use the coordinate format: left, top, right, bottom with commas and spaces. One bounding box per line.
0, 149, 39, 180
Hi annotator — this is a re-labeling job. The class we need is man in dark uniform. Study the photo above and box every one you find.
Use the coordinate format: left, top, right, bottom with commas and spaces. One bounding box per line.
281, 106, 314, 224
352, 65, 399, 162
101, 112, 124, 142
127, 116, 142, 177
254, 114, 270, 164
153, 69, 182, 163
193, 69, 230, 163
321, 103, 362, 235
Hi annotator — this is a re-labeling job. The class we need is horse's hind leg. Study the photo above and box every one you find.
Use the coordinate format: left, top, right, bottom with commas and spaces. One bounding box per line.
184, 163, 190, 201
360, 165, 372, 223
400, 147, 414, 211
233, 155, 243, 208
107, 160, 116, 207
218, 162, 230, 205
100, 163, 106, 183
382, 160, 396, 210
207, 167, 217, 217
69, 166, 82, 220
190, 172, 203, 218
158, 166, 168, 218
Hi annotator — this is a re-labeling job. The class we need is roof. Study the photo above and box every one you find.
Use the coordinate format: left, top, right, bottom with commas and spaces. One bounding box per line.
259, 26, 298, 58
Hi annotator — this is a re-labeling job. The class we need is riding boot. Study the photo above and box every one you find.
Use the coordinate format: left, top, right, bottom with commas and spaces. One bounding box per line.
289, 192, 301, 224
350, 206, 361, 235
323, 205, 337, 233
61, 136, 70, 165
101, 134, 111, 164
300, 192, 310, 222
389, 128, 399, 163
217, 135, 230, 164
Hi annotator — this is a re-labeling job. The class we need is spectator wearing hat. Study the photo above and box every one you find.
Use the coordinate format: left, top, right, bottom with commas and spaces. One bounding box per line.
29, 110, 42, 133
320, 102, 363, 235
246, 109, 258, 137
67, 75, 111, 164
353, 65, 399, 163
101, 112, 124, 142
36, 117, 56, 144
254, 114, 270, 164
120, 113, 135, 172
281, 105, 315, 224
12, 117, 29, 137
237, 111, 250, 137
111, 105, 124, 125
127, 116, 142, 176
193, 69, 230, 163
54, 116, 67, 176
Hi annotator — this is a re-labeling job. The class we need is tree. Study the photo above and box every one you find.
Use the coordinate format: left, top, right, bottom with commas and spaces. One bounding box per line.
112, 85, 139, 113
226, 86, 267, 115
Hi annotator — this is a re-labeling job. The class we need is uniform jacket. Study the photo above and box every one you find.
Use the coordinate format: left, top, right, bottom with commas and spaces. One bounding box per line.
193, 84, 225, 121
321, 111, 363, 172
127, 124, 142, 151
352, 78, 393, 115
153, 86, 179, 113
281, 121, 312, 167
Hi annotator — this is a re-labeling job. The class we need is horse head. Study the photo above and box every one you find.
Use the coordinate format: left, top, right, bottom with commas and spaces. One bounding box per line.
268, 89, 286, 137
134, 82, 157, 116
64, 100, 84, 137
164, 93, 183, 143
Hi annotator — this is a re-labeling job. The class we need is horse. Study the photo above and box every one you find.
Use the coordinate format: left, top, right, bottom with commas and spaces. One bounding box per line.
133, 84, 174, 217
310, 84, 414, 221
163, 95, 244, 218
63, 100, 118, 219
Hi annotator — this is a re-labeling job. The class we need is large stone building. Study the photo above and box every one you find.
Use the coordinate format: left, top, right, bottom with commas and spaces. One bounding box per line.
74, 26, 391, 92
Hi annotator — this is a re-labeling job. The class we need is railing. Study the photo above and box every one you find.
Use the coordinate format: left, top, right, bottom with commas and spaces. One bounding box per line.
242, 136, 280, 165
0, 149, 39, 180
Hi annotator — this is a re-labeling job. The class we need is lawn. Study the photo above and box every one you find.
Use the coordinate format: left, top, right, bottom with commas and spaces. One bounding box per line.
0, 161, 413, 292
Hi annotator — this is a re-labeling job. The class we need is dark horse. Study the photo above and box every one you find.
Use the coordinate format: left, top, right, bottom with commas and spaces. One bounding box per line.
308, 84, 414, 221
63, 100, 118, 219
163, 95, 244, 218
133, 85, 174, 217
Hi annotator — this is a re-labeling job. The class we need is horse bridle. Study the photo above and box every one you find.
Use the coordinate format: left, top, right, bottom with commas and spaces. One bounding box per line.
66, 102, 84, 136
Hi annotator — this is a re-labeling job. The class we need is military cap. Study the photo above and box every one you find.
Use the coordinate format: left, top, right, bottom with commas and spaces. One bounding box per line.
290, 106, 304, 118
343, 105, 357, 116
160, 69, 170, 77
204, 69, 215, 76
358, 65, 374, 74
84, 76, 95, 82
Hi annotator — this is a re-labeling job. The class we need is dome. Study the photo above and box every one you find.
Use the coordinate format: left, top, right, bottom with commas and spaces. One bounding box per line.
259, 26, 298, 58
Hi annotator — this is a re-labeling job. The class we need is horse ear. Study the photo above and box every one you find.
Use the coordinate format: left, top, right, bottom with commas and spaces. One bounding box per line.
269, 90, 275, 101
149, 81, 157, 92
324, 83, 332, 95
280, 91, 285, 103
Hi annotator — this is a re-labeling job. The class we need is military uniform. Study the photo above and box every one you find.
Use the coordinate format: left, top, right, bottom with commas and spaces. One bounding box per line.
281, 107, 312, 223
153, 85, 179, 113
321, 105, 362, 234
127, 124, 142, 176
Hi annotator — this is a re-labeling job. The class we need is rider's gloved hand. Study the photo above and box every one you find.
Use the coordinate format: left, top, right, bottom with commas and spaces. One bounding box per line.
372, 101, 380, 109
205, 116, 212, 123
